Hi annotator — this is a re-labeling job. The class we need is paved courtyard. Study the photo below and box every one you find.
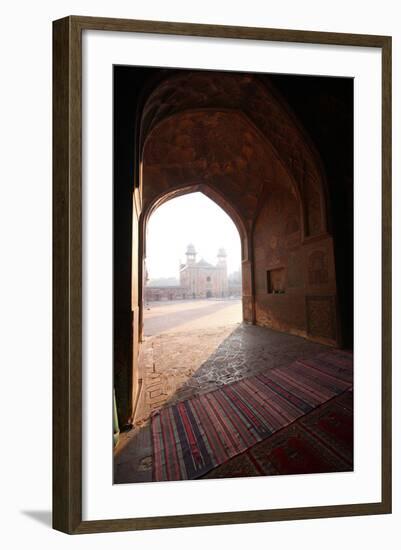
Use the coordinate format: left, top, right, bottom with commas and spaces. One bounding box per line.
114, 299, 328, 484
143, 298, 242, 336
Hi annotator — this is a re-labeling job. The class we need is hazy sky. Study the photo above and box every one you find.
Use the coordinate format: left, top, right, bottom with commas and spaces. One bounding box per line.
146, 192, 242, 280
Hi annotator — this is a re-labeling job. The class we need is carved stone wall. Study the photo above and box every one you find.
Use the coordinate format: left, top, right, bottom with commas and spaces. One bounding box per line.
306, 295, 337, 342
253, 180, 307, 336
303, 237, 338, 345
308, 250, 329, 285
287, 251, 304, 289
241, 260, 253, 322
253, 183, 338, 344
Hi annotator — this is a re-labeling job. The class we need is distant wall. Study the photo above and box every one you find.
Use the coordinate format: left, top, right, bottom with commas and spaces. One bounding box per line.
145, 286, 187, 301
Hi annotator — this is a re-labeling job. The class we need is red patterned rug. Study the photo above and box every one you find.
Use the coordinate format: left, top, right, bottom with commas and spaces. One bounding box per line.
151, 350, 353, 481
204, 389, 353, 478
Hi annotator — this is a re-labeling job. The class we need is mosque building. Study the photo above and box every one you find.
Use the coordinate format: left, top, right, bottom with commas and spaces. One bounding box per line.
145, 244, 229, 301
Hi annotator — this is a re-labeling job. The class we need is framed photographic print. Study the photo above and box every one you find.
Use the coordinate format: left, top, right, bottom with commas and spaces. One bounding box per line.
53, 16, 392, 534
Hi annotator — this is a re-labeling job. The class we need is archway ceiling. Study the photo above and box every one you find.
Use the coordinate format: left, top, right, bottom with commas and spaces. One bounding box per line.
142, 110, 296, 223
141, 71, 324, 204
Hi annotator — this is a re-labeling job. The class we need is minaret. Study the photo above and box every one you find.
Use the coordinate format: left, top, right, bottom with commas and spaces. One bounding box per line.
185, 243, 197, 265
217, 247, 227, 267
217, 247, 228, 297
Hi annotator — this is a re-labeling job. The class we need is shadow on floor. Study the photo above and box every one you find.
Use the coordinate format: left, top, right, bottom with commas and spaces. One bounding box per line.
21, 510, 52, 528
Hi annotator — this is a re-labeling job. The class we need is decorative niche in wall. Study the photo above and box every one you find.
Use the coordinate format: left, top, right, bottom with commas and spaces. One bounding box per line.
266, 267, 285, 294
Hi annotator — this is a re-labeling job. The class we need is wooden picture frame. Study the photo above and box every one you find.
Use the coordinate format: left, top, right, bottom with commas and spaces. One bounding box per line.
53, 15, 392, 534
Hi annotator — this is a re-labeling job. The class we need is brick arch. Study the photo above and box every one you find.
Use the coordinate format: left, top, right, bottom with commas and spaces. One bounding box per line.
138, 78, 336, 329
141, 109, 305, 232
139, 105, 308, 328
139, 71, 328, 238
114, 68, 346, 427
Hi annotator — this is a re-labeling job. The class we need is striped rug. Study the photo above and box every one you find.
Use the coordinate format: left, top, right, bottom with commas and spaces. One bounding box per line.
151, 349, 353, 481
204, 389, 354, 479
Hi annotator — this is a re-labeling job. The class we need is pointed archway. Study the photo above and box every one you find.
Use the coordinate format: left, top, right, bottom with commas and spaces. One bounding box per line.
114, 69, 342, 428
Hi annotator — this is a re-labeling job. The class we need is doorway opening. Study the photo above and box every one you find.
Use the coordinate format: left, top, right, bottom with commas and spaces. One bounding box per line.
144, 191, 243, 329
136, 191, 243, 425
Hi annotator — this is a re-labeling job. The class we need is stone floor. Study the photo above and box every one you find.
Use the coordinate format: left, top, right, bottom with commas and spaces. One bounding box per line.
114, 300, 329, 484
134, 322, 328, 427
